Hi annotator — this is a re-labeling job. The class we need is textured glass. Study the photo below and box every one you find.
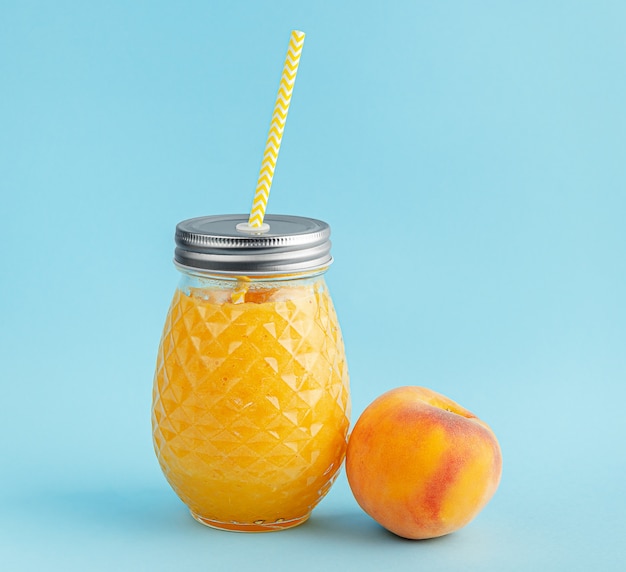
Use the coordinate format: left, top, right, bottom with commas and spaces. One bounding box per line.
152, 275, 350, 531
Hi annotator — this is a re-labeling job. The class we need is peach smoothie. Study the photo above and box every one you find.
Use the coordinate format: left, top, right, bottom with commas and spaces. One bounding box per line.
152, 277, 350, 531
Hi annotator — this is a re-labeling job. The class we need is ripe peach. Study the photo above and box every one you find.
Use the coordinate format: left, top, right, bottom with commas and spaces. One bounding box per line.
345, 386, 502, 539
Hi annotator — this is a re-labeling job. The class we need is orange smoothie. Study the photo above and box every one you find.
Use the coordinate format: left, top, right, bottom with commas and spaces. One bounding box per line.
152, 277, 350, 531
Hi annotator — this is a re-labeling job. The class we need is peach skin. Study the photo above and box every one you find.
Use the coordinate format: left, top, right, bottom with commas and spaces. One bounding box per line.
345, 386, 502, 539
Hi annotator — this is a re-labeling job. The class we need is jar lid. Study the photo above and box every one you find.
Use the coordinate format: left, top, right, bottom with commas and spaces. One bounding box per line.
174, 214, 332, 275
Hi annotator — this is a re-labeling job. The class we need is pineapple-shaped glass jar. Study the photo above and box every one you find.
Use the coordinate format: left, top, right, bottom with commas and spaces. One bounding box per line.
152, 214, 350, 532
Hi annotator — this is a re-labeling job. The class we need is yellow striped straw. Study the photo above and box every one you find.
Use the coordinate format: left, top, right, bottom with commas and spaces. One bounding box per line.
231, 276, 250, 304
244, 30, 305, 231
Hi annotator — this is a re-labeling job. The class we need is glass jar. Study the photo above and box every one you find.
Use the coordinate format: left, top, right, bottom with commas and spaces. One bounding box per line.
152, 214, 350, 532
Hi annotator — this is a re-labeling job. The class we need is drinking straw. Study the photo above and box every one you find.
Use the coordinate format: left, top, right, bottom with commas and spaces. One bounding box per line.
238, 30, 305, 233
231, 276, 250, 304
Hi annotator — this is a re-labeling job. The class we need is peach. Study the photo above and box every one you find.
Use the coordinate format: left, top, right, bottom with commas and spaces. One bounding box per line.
345, 386, 502, 539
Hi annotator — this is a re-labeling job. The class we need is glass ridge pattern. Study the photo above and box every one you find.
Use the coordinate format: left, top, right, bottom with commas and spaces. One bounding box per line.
152, 279, 350, 530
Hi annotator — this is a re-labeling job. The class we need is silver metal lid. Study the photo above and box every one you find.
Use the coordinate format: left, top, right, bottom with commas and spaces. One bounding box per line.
174, 214, 332, 275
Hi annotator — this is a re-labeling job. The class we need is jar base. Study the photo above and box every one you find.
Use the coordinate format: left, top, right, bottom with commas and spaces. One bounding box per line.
190, 511, 310, 532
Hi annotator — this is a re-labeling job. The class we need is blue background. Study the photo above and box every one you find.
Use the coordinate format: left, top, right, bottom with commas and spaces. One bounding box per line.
1, 1, 625, 570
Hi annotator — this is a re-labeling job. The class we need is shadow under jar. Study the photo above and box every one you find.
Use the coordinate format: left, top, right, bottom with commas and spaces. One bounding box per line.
152, 214, 351, 532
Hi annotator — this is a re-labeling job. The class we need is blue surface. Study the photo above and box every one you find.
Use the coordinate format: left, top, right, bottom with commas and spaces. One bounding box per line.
1, 1, 625, 570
